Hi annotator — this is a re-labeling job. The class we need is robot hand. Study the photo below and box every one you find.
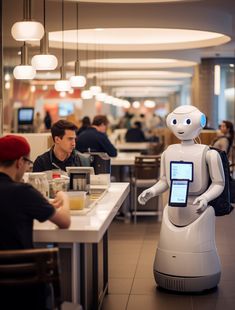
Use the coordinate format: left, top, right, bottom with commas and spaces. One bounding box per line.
193, 196, 208, 213
138, 189, 155, 205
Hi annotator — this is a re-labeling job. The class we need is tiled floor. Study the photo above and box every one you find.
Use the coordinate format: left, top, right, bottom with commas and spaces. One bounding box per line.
102, 208, 235, 310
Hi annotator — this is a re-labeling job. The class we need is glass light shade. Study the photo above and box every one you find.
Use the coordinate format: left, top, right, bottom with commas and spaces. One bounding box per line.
70, 75, 86, 88
11, 21, 44, 41
90, 85, 102, 95
144, 100, 156, 108
123, 100, 131, 109
132, 101, 140, 109
96, 92, 107, 102
104, 95, 113, 104
13, 65, 36, 80
31, 54, 58, 70
81, 90, 93, 100
54, 80, 71, 92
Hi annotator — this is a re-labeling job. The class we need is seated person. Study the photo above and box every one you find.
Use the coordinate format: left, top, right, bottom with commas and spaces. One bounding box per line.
33, 120, 90, 172
76, 115, 117, 157
76, 116, 91, 137
211, 120, 234, 155
0, 135, 71, 309
125, 121, 146, 142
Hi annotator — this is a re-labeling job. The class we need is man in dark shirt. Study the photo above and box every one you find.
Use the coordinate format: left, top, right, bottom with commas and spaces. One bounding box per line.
33, 119, 90, 172
0, 135, 71, 310
0, 135, 70, 250
76, 115, 117, 157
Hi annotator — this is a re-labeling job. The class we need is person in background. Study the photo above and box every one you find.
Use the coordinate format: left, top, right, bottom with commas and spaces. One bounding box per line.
76, 115, 117, 157
0, 134, 70, 310
76, 116, 91, 137
34, 111, 43, 133
33, 120, 90, 172
44, 110, 52, 130
125, 121, 146, 142
211, 120, 234, 155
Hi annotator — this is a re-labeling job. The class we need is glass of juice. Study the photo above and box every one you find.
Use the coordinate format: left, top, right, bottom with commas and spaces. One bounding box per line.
67, 191, 86, 210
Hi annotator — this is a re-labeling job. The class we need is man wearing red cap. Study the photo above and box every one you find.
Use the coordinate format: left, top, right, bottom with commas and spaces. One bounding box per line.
0, 135, 71, 250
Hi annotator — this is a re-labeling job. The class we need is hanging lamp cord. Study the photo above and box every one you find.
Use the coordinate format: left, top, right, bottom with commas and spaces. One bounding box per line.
76, 2, 79, 62
43, 0, 46, 28
24, 0, 31, 20
61, 0, 65, 78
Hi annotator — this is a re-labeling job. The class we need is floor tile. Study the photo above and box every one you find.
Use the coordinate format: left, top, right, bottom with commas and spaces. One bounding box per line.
127, 293, 192, 310
131, 277, 156, 294
101, 294, 129, 310
103, 212, 235, 310
109, 278, 133, 294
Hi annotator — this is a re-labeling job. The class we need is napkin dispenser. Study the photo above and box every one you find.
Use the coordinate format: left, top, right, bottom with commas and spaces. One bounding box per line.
66, 167, 94, 192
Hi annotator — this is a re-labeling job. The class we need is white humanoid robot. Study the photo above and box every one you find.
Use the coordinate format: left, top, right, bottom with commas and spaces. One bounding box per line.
138, 105, 225, 292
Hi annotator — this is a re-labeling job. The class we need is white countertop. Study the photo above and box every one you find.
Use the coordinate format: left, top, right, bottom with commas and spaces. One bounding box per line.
115, 142, 149, 151
33, 182, 130, 244
111, 152, 141, 166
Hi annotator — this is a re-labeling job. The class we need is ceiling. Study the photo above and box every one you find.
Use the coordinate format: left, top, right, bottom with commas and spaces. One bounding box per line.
2, 0, 235, 100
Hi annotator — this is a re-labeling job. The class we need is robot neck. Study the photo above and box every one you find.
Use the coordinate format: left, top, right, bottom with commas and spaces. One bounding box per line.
181, 139, 195, 146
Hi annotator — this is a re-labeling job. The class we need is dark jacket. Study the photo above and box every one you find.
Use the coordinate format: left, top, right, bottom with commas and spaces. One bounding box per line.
76, 127, 117, 157
125, 128, 146, 142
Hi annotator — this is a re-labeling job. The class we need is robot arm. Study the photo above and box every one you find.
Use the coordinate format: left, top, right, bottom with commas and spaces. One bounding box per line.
193, 149, 225, 212
138, 152, 169, 205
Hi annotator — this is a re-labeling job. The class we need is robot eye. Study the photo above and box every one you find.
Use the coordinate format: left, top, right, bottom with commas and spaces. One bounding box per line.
171, 119, 177, 125
183, 118, 191, 125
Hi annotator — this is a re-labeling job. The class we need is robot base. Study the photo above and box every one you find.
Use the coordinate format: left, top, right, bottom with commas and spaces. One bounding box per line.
154, 270, 220, 292
153, 206, 221, 292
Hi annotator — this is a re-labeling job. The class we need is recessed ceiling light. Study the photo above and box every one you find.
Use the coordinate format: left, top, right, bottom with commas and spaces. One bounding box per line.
87, 70, 191, 79
114, 86, 179, 97
49, 28, 230, 51
67, 0, 201, 3
67, 58, 197, 69
100, 79, 186, 86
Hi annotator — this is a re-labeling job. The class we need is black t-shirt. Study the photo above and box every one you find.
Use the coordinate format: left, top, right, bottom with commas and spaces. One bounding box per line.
33, 148, 91, 172
0, 173, 55, 250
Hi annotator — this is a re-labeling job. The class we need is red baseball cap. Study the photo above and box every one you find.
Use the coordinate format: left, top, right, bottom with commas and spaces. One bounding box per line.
0, 135, 30, 161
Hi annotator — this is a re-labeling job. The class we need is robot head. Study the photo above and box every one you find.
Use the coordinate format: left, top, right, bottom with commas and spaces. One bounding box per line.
166, 105, 206, 140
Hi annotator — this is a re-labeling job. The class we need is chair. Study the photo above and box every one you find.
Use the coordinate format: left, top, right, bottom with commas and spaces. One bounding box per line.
132, 155, 161, 223
0, 247, 82, 310
142, 142, 165, 155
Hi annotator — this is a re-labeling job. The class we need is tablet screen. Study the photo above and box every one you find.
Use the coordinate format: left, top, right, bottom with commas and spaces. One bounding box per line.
169, 180, 189, 207
170, 161, 193, 182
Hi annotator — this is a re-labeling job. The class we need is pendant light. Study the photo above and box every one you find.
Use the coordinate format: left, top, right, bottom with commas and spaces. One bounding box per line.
55, 0, 70, 92
81, 45, 92, 99
89, 45, 101, 95
69, 1, 86, 88
13, 43, 36, 80
90, 76, 101, 96
31, 0, 58, 70
11, 0, 44, 41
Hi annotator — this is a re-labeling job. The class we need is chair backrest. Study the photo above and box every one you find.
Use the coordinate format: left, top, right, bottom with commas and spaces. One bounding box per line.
147, 142, 165, 155
0, 247, 61, 309
134, 155, 160, 180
